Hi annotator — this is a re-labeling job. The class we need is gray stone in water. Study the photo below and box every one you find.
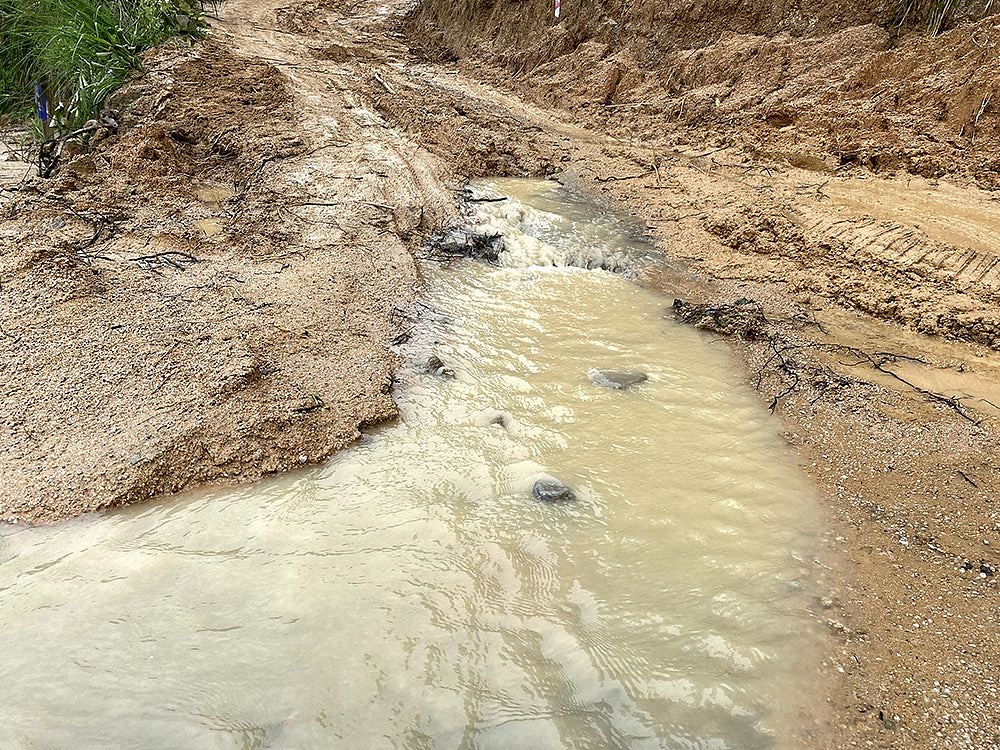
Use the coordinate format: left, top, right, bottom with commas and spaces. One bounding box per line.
590, 369, 648, 390
425, 355, 455, 378
490, 411, 513, 430
532, 478, 577, 503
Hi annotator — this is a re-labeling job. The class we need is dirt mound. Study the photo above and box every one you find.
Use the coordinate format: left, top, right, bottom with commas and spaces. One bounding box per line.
0, 38, 425, 523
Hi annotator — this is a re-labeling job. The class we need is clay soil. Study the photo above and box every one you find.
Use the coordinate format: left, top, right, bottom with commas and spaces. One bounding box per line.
1, 0, 999, 747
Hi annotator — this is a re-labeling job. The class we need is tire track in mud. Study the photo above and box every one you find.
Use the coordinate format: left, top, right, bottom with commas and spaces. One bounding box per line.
807, 218, 982, 283
787, 201, 1000, 347
809, 216, 1000, 293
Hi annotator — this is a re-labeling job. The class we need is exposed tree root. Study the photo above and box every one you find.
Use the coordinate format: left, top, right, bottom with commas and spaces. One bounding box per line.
672, 298, 983, 423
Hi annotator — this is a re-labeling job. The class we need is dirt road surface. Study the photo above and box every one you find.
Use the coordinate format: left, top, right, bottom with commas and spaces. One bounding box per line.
1, 0, 998, 747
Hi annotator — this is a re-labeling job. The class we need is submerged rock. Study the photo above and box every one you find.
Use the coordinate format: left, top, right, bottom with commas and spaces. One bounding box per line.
428, 228, 504, 264
489, 410, 513, 430
473, 407, 514, 431
589, 369, 648, 390
424, 354, 455, 378
532, 478, 577, 503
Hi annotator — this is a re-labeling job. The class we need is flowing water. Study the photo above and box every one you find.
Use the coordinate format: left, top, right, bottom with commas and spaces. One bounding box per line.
0, 179, 824, 750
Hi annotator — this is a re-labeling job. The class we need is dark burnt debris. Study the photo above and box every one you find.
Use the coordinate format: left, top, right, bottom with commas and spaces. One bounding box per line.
671, 297, 768, 340
428, 228, 504, 264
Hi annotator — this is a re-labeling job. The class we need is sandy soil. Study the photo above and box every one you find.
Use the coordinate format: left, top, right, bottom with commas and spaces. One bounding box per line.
0, 29, 456, 523
1, 0, 999, 746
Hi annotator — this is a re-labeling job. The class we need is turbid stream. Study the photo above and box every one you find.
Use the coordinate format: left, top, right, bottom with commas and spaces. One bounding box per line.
0, 180, 824, 749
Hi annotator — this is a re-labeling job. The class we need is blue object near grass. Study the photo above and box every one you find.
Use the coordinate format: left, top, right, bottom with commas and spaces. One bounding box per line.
0, 0, 204, 132
34, 82, 49, 122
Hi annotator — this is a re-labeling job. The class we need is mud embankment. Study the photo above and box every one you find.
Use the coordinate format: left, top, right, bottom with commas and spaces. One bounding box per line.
0, 0, 577, 523
410, 0, 999, 190
0, 37, 452, 523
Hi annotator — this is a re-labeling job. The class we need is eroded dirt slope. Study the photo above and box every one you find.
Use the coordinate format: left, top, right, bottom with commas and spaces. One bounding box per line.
411, 0, 999, 189
0, 34, 457, 522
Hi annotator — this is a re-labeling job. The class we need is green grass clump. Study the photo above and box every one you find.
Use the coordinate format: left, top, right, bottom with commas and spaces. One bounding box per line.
895, 0, 995, 35
0, 0, 203, 132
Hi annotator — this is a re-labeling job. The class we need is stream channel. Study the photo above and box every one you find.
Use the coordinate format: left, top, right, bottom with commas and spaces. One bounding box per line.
0, 179, 825, 750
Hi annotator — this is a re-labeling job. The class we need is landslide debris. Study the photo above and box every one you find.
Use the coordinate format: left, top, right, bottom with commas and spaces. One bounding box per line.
409, 0, 999, 189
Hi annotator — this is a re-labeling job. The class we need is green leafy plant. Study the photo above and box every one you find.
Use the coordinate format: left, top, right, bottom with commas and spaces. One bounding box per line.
0, 0, 203, 132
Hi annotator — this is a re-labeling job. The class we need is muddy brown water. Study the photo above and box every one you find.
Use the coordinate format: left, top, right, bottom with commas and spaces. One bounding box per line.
0, 180, 825, 749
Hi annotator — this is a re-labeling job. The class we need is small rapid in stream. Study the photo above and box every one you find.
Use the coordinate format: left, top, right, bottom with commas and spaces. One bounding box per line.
0, 179, 824, 749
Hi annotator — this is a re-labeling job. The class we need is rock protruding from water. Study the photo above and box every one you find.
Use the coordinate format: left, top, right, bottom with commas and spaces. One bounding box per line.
429, 228, 504, 264
532, 478, 577, 503
589, 369, 648, 390
671, 298, 768, 340
490, 410, 513, 430
424, 354, 455, 378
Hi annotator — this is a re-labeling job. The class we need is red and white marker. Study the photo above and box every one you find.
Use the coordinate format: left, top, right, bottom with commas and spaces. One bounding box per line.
554, 0, 560, 17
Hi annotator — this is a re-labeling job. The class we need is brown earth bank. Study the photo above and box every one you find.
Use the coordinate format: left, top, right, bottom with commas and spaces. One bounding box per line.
1, 0, 999, 747
410, 0, 1000, 190
0, 33, 456, 523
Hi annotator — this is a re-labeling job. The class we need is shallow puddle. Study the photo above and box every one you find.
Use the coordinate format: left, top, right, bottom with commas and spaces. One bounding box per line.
809, 304, 1000, 420
0, 180, 825, 749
